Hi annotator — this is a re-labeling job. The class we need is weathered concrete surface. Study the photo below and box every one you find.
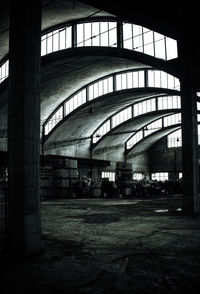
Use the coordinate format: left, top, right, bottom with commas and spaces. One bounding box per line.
1, 196, 200, 293
126, 126, 180, 159
0, 0, 114, 60
92, 111, 179, 159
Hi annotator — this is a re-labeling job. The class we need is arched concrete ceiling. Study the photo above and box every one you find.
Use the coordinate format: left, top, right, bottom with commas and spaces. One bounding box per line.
126, 126, 180, 159
0, 49, 148, 126
0, 0, 114, 61
80, 0, 196, 40
1, 45, 178, 125
0, 45, 179, 145
0, 0, 184, 158
80, 0, 200, 92
44, 89, 176, 145
41, 48, 149, 122
92, 110, 179, 157
42, 0, 114, 32
1, 0, 200, 90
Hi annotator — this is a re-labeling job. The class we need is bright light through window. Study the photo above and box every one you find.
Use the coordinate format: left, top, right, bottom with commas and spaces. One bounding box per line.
167, 129, 182, 148
102, 171, 115, 181
123, 23, 178, 60
133, 173, 144, 180
151, 172, 168, 181
77, 21, 117, 47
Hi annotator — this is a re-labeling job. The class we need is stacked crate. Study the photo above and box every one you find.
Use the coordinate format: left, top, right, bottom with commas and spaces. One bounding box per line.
40, 164, 53, 198
54, 159, 78, 198
65, 159, 79, 198
115, 162, 133, 196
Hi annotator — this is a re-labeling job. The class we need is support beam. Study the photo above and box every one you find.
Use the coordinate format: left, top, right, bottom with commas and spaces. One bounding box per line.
178, 24, 200, 213
7, 0, 42, 255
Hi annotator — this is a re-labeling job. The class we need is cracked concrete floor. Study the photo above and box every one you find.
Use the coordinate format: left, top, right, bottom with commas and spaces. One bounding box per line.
1, 196, 200, 293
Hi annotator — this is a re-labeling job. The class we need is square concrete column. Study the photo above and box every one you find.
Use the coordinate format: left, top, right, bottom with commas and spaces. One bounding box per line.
178, 25, 200, 213
7, 0, 42, 255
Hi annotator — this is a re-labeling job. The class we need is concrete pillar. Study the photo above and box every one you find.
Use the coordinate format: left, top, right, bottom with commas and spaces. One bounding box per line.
178, 24, 200, 213
7, 0, 42, 255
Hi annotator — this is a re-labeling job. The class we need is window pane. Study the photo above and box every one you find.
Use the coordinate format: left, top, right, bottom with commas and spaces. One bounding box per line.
47, 33, 53, 54
148, 70, 154, 87
102, 171, 115, 181
168, 75, 174, 89
134, 35, 143, 52
100, 22, 108, 34
93, 83, 98, 98
66, 26, 72, 48
65, 101, 70, 115
84, 23, 92, 46
108, 76, 113, 92
103, 79, 108, 93
123, 23, 132, 40
77, 24, 84, 46
133, 173, 144, 180
133, 71, 139, 87
143, 30, 154, 55
109, 21, 117, 30
122, 73, 127, 89
99, 80, 103, 96
69, 99, 73, 112
127, 72, 133, 88
53, 30, 59, 52
133, 24, 142, 37
139, 71, 144, 87
89, 85, 94, 100
82, 88, 86, 103
108, 22, 117, 47
123, 23, 133, 49
1, 63, 5, 77
155, 71, 161, 87
74, 95, 78, 108
59, 29, 66, 49
92, 22, 100, 46
100, 22, 108, 46
116, 74, 122, 90
161, 71, 168, 88
124, 39, 133, 50
168, 129, 182, 147
154, 33, 165, 59
166, 37, 178, 60
41, 38, 46, 56
133, 25, 143, 52
151, 172, 168, 181
164, 113, 181, 127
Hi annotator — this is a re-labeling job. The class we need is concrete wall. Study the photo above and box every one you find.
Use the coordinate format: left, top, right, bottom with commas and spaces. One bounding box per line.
128, 153, 150, 174
149, 137, 181, 169
92, 146, 125, 162
44, 140, 91, 158
127, 137, 182, 180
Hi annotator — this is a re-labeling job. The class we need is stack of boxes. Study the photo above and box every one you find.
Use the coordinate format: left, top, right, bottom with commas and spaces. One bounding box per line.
40, 163, 53, 198
53, 158, 79, 198
115, 162, 133, 197
54, 167, 70, 197
40, 156, 78, 199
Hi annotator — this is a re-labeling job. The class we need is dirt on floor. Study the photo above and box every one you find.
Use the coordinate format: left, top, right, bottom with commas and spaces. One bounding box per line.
1, 195, 200, 294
